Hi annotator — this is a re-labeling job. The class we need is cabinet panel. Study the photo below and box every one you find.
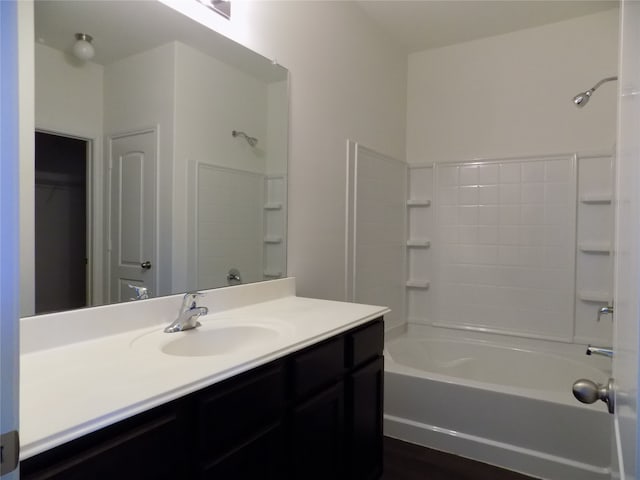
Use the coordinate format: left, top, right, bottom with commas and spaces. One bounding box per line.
22, 412, 183, 480
291, 382, 345, 480
197, 361, 285, 462
349, 356, 384, 480
291, 336, 345, 399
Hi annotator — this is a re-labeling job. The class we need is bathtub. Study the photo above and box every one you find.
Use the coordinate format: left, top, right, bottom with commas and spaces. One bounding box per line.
384, 326, 613, 480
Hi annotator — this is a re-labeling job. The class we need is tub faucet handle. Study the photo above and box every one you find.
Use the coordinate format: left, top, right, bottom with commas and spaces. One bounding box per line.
597, 305, 613, 322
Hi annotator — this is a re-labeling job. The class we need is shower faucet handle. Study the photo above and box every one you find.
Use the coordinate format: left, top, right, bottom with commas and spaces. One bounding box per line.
597, 305, 614, 322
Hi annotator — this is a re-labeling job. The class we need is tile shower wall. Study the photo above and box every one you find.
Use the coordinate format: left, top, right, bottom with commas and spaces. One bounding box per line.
196, 164, 264, 290
407, 153, 614, 344
428, 156, 578, 340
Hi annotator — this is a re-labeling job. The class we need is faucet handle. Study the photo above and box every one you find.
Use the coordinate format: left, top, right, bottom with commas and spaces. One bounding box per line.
182, 291, 205, 309
128, 284, 149, 300
597, 305, 614, 322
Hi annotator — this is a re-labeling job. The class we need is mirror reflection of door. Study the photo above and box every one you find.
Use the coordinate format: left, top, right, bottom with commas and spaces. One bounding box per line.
34, 131, 89, 314
108, 129, 157, 303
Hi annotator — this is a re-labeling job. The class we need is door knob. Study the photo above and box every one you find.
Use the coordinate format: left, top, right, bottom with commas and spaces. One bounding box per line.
140, 261, 152, 269
572, 378, 615, 414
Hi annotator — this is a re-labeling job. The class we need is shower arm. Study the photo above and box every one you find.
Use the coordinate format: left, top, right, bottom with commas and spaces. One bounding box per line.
589, 76, 618, 93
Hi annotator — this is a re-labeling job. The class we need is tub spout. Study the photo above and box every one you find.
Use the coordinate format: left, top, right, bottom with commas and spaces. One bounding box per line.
586, 345, 613, 358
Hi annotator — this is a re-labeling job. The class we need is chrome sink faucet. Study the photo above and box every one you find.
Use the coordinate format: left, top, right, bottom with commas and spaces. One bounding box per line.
164, 292, 209, 333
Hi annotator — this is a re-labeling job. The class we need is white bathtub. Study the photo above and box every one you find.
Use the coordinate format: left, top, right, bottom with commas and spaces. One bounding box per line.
384, 326, 613, 480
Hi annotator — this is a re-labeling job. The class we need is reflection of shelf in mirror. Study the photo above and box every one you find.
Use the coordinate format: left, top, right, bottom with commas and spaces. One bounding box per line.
263, 271, 283, 278
407, 239, 430, 248
578, 291, 611, 303
406, 280, 430, 289
580, 194, 612, 204
407, 199, 431, 207
264, 236, 283, 244
264, 202, 283, 210
578, 242, 611, 254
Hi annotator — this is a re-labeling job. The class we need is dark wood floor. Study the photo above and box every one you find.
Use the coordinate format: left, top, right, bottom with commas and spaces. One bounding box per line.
382, 437, 540, 480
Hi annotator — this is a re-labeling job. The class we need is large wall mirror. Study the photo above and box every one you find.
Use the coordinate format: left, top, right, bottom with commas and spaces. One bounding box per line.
28, 0, 288, 316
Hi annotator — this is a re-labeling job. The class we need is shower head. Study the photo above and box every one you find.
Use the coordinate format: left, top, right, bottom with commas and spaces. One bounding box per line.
572, 76, 617, 108
232, 130, 258, 147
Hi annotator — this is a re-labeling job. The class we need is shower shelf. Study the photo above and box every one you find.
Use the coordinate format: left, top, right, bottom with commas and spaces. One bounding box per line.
578, 290, 611, 303
264, 202, 283, 210
579, 194, 612, 204
578, 242, 611, 254
406, 239, 431, 248
407, 199, 431, 207
263, 236, 283, 244
263, 271, 283, 278
406, 280, 430, 289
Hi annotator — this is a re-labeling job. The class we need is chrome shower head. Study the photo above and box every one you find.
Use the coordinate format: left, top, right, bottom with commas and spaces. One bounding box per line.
232, 130, 258, 147
573, 89, 593, 107
572, 76, 617, 108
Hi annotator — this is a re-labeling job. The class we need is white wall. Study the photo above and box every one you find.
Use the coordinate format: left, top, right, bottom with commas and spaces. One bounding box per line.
35, 43, 103, 136
162, 0, 408, 301
103, 42, 176, 298
32, 42, 105, 312
407, 9, 619, 164
173, 41, 272, 291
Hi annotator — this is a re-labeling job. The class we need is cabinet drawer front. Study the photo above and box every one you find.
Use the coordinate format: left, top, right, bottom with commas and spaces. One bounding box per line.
291, 336, 345, 399
348, 319, 384, 368
197, 363, 285, 461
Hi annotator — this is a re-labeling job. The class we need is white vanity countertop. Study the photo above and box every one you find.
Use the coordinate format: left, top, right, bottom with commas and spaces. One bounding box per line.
20, 287, 388, 460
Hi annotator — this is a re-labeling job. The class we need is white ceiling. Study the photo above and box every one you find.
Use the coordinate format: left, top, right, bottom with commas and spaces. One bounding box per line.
34, 1, 286, 82
355, 0, 619, 53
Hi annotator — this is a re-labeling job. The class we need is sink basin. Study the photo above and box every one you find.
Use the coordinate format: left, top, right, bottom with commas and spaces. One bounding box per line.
130, 317, 295, 358
161, 325, 280, 357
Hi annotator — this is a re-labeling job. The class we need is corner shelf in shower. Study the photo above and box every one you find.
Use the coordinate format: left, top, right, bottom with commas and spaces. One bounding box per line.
406, 280, 430, 289
264, 202, 283, 210
578, 242, 611, 254
578, 290, 611, 303
406, 199, 431, 207
263, 271, 283, 278
406, 239, 431, 248
579, 194, 612, 204
263, 235, 283, 244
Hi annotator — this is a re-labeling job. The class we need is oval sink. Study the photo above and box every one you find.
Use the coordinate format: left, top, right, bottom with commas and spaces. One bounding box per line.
161, 325, 280, 357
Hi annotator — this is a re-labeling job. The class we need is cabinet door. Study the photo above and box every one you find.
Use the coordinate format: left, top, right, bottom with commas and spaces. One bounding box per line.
291, 382, 345, 480
349, 356, 384, 480
21, 412, 183, 480
199, 424, 285, 480
197, 362, 285, 463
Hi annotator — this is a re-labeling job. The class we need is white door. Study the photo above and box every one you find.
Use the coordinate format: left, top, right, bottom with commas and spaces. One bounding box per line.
108, 129, 157, 302
612, 1, 640, 478
0, 2, 21, 478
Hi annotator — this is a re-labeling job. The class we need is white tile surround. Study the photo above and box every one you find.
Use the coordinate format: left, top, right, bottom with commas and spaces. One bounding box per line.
402, 153, 614, 345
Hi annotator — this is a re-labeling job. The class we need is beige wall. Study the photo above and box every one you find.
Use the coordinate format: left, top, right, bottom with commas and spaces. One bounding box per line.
406, 9, 619, 164
162, 0, 409, 300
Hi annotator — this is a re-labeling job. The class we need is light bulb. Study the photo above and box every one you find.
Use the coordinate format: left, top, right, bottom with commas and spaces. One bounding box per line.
73, 33, 94, 61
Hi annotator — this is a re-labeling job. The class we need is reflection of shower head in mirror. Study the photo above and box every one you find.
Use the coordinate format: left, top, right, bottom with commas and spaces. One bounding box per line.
232, 130, 258, 147
572, 76, 617, 108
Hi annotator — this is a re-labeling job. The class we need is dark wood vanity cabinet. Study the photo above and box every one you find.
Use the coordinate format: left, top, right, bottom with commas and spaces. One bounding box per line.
21, 318, 384, 480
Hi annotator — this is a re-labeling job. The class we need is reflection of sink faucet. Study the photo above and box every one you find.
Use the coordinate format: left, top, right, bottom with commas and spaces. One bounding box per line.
164, 292, 208, 333
586, 345, 613, 358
